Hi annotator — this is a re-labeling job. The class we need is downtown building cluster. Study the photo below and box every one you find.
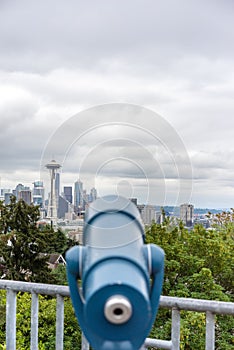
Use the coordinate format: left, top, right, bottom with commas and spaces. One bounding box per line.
0, 159, 200, 230
0, 183, 196, 226
0, 177, 97, 222
0, 182, 196, 227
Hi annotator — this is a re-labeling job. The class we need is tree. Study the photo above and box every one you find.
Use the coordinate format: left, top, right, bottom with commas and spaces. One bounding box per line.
0, 198, 51, 283
0, 290, 81, 349
39, 225, 67, 255
146, 219, 234, 349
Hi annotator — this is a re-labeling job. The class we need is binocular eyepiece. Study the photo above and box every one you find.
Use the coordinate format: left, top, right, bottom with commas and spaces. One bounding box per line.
104, 295, 132, 324
66, 195, 164, 350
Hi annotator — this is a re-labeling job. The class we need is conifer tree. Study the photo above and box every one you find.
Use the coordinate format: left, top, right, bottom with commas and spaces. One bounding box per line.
0, 197, 51, 282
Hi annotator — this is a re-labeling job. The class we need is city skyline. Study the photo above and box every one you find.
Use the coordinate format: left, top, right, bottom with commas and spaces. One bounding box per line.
0, 1, 234, 209
0, 176, 226, 211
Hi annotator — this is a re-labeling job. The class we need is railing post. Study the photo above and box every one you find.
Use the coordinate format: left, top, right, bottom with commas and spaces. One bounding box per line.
81, 333, 90, 350
56, 294, 64, 350
31, 292, 39, 350
171, 308, 180, 350
206, 311, 215, 350
6, 289, 17, 350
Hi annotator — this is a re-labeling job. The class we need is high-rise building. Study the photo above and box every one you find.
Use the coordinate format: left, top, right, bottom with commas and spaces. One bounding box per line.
0, 188, 11, 197
74, 179, 84, 212
18, 189, 32, 205
4, 192, 13, 205
58, 195, 70, 219
14, 184, 31, 203
141, 205, 156, 225
180, 203, 194, 227
64, 186, 73, 204
15, 183, 26, 201
33, 181, 45, 208
90, 187, 97, 203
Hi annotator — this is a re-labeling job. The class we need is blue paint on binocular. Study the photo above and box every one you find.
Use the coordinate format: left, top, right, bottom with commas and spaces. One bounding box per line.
66, 195, 164, 350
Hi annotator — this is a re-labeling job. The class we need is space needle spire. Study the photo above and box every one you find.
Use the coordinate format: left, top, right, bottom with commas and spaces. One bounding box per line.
45, 159, 61, 225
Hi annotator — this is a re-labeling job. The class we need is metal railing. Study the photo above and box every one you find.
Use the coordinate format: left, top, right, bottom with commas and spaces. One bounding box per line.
0, 280, 233, 350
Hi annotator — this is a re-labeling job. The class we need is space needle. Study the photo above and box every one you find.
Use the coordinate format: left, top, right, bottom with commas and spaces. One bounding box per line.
45, 159, 61, 225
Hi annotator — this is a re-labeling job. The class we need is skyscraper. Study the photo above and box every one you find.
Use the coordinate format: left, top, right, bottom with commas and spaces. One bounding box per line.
15, 183, 25, 201
18, 189, 32, 205
64, 186, 73, 204
33, 181, 45, 208
180, 203, 194, 227
90, 187, 97, 203
74, 179, 84, 212
141, 205, 156, 225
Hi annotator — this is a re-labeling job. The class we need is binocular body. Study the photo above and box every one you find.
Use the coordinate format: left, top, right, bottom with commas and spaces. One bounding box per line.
66, 195, 164, 350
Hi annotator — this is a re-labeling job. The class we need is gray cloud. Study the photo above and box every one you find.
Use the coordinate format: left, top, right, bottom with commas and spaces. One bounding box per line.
0, 0, 234, 207
0, 0, 233, 72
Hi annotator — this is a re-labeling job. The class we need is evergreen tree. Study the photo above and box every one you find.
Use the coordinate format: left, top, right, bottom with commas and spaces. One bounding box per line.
0, 198, 51, 283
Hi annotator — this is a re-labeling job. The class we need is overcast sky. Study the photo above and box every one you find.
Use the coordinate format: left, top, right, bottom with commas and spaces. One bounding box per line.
0, 0, 234, 208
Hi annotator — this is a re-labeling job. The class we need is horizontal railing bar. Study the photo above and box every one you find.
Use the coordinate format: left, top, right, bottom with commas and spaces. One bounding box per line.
1, 280, 234, 350
144, 338, 172, 349
0, 280, 70, 297
0, 280, 233, 315
159, 296, 234, 315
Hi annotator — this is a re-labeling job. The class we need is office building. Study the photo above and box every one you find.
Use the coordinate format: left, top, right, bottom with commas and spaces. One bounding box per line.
63, 186, 73, 204
18, 189, 32, 205
90, 187, 97, 203
4, 192, 13, 205
74, 179, 84, 212
33, 181, 45, 208
15, 184, 29, 201
180, 203, 194, 227
58, 195, 69, 219
141, 205, 156, 225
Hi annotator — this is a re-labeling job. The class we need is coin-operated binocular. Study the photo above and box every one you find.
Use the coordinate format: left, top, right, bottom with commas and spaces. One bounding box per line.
66, 195, 164, 350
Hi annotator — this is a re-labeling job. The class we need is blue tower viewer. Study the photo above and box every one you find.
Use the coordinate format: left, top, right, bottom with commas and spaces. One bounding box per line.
66, 195, 164, 350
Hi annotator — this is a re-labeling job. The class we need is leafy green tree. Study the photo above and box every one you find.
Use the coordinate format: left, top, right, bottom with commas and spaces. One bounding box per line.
51, 265, 68, 286
0, 291, 6, 346
0, 291, 81, 349
146, 218, 234, 349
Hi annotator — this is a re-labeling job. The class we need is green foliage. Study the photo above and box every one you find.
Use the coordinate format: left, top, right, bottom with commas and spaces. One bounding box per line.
0, 291, 6, 346
51, 265, 68, 286
0, 198, 71, 284
0, 198, 82, 347
0, 291, 81, 349
0, 198, 52, 283
40, 226, 67, 255
146, 218, 234, 349
0, 201, 233, 349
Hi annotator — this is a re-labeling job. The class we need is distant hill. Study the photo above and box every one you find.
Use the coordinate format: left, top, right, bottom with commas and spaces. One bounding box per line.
154, 205, 225, 216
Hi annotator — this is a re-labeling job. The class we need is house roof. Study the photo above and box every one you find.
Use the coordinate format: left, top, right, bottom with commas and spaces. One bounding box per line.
48, 253, 66, 265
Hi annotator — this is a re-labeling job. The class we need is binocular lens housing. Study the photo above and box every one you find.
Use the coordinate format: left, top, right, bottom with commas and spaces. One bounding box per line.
104, 295, 132, 324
